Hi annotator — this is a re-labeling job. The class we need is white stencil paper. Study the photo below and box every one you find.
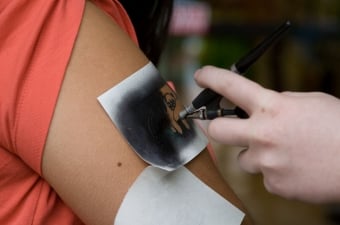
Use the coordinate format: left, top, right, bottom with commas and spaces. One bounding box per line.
115, 166, 245, 225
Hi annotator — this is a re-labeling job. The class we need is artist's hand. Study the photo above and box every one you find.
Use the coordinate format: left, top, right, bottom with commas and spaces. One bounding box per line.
194, 65, 340, 203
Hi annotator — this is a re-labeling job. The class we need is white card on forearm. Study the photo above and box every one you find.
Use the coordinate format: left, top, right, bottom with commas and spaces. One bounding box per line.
115, 166, 244, 225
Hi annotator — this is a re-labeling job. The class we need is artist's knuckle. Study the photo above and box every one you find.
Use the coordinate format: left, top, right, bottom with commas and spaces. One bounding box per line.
263, 176, 284, 196
258, 153, 275, 171
257, 90, 280, 116
238, 156, 254, 173
263, 173, 298, 200
263, 177, 277, 194
251, 127, 275, 148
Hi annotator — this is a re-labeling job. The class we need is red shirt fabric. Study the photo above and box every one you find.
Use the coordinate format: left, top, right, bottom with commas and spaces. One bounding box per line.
0, 0, 137, 224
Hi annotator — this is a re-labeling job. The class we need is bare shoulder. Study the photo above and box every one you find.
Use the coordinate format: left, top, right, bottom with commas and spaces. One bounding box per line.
42, 2, 252, 225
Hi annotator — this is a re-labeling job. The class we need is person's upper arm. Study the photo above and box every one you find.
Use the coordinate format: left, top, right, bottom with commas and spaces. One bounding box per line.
42, 2, 252, 225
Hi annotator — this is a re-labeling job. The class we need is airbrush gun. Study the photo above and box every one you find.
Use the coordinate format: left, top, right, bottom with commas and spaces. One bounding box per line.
179, 21, 291, 120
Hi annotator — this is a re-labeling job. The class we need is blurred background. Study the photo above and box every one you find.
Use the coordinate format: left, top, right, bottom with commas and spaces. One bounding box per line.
158, 0, 340, 224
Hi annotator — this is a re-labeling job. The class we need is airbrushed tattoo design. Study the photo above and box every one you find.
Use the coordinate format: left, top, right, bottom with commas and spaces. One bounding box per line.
97, 62, 208, 171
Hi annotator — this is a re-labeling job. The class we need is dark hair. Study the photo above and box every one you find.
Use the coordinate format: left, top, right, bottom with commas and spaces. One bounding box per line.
120, 0, 174, 65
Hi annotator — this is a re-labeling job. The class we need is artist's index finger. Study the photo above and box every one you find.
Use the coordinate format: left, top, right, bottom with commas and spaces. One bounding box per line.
194, 66, 265, 112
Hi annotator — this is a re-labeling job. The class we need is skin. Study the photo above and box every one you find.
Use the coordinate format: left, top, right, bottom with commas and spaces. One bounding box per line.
194, 65, 340, 204
42, 2, 253, 225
